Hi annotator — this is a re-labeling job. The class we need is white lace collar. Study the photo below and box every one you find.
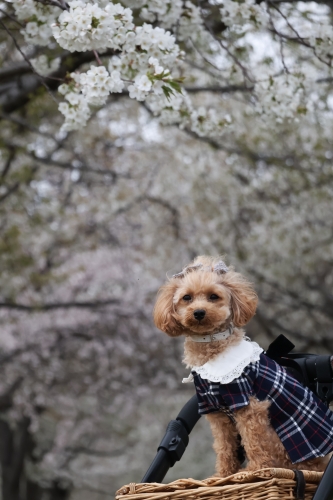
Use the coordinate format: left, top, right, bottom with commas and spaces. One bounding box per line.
182, 338, 263, 384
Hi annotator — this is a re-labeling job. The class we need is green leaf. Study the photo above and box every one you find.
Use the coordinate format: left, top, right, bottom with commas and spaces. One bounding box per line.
162, 85, 175, 100
168, 80, 182, 93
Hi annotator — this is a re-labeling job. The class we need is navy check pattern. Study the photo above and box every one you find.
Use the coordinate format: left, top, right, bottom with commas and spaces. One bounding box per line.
192, 353, 333, 463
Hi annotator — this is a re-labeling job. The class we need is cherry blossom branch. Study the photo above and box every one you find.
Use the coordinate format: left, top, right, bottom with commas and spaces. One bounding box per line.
2, 50, 117, 114
197, 0, 254, 84
268, 1, 305, 40
266, 4, 289, 74
270, 28, 332, 67
267, 5, 332, 68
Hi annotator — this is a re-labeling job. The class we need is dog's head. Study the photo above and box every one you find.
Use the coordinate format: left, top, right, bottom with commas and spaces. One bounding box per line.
153, 256, 258, 337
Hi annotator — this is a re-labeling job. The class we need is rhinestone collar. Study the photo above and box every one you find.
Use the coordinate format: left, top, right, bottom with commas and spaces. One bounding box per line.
188, 325, 233, 343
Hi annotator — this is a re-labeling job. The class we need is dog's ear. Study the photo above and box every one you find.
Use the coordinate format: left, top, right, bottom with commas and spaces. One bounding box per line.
222, 271, 258, 327
154, 280, 184, 337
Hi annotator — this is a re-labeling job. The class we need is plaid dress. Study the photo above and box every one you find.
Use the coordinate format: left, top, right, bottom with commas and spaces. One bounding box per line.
193, 353, 333, 463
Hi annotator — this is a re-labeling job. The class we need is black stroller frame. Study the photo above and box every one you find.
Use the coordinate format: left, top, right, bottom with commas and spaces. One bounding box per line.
141, 335, 333, 500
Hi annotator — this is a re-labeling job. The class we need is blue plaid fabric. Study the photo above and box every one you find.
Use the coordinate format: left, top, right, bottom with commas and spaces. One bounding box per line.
193, 353, 333, 463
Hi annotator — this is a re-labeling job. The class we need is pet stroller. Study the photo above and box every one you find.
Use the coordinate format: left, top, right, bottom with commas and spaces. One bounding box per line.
117, 335, 333, 500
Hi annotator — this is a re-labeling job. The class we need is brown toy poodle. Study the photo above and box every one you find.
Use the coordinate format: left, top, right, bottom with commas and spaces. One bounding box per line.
154, 256, 332, 477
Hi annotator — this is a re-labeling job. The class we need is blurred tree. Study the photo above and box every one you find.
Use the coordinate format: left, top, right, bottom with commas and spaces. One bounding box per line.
1, 0, 333, 498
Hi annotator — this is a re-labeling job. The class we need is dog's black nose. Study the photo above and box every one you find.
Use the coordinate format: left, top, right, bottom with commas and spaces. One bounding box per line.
194, 309, 206, 321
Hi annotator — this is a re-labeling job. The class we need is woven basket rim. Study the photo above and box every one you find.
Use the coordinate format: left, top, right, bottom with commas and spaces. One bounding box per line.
116, 467, 323, 498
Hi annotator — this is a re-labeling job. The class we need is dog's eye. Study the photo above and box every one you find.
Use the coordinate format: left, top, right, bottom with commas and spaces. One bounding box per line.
209, 294, 219, 300
183, 295, 192, 301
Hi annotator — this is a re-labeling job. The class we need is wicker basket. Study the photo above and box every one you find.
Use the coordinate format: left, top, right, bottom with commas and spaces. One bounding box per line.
115, 468, 323, 500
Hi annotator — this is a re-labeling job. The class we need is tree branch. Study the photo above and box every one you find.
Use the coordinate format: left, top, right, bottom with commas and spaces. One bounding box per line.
0, 18, 59, 106
114, 193, 181, 237
0, 299, 120, 311
2, 140, 124, 178
0, 182, 20, 203
0, 113, 60, 141
182, 126, 295, 164
184, 85, 254, 93
29, 151, 120, 178
0, 7, 25, 27
0, 377, 23, 410
0, 62, 30, 80
34, 0, 68, 10
1, 146, 15, 178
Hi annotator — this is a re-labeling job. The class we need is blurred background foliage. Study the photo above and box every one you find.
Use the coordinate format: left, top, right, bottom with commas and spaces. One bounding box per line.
1, 1, 333, 499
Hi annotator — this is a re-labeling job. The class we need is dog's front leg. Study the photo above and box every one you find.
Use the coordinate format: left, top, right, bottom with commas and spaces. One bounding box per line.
234, 396, 279, 471
206, 411, 240, 477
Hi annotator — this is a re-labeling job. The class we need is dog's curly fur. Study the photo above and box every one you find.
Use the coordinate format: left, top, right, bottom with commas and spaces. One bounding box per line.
154, 256, 329, 476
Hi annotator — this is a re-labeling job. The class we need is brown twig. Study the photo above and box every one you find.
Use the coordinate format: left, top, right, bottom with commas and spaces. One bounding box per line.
93, 50, 103, 65
268, 2, 332, 68
0, 8, 25, 27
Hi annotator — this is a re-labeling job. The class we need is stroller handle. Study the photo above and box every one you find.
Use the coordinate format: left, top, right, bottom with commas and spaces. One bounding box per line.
141, 395, 200, 483
175, 394, 202, 433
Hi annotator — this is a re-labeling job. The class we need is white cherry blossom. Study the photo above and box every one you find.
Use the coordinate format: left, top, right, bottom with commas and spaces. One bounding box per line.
30, 55, 61, 76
